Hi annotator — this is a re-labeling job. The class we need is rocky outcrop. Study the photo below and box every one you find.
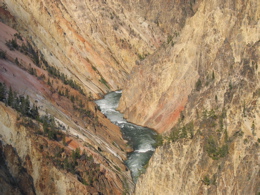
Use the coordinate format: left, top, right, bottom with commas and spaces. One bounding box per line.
0, 142, 36, 195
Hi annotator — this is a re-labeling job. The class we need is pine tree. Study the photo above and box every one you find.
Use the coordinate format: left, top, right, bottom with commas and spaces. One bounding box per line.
20, 95, 30, 116
13, 91, 18, 110
25, 95, 30, 116
0, 82, 6, 101
7, 87, 14, 107
47, 78, 51, 86
31, 104, 39, 120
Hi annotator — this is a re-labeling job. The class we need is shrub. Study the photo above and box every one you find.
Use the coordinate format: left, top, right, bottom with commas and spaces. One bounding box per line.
5, 39, 19, 50
0, 50, 6, 59
155, 134, 163, 147
202, 175, 210, 185
195, 79, 202, 91
205, 136, 228, 160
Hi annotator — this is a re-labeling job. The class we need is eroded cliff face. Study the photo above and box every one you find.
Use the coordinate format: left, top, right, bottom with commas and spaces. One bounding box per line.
133, 0, 260, 194
0, 21, 134, 194
118, 0, 259, 133
0, 0, 169, 97
0, 102, 133, 195
0, 142, 36, 195
0, 0, 259, 194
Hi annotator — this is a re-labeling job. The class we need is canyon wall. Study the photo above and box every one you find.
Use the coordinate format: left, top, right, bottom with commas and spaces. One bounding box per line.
0, 0, 259, 194
0, 20, 134, 194
1, 0, 167, 97
134, 0, 260, 194
118, 0, 260, 133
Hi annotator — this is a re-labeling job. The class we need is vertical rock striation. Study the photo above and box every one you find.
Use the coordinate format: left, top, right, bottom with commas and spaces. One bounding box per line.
133, 0, 260, 194
1, 0, 167, 97
118, 0, 260, 133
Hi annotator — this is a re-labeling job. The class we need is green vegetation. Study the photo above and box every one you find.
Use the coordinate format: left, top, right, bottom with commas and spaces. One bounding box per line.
251, 121, 255, 135
91, 65, 97, 71
0, 82, 6, 101
99, 76, 110, 89
166, 121, 194, 143
0, 82, 39, 120
0, 49, 6, 59
212, 71, 215, 80
195, 79, 202, 91
229, 81, 233, 90
202, 175, 210, 185
42, 58, 85, 95
154, 134, 164, 147
5, 37, 85, 96
205, 136, 228, 160
5, 38, 19, 50
14, 33, 23, 41
42, 114, 60, 140
243, 101, 246, 117
202, 174, 217, 186
137, 53, 148, 61
49, 146, 98, 186
21, 42, 40, 65
167, 35, 173, 44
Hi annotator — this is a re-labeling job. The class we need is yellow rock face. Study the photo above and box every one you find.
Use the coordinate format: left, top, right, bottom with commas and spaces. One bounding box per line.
2, 0, 166, 97
118, 0, 260, 133
132, 0, 260, 194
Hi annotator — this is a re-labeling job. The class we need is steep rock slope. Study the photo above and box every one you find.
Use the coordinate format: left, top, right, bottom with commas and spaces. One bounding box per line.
119, 0, 259, 133
0, 21, 133, 194
0, 142, 36, 195
134, 0, 260, 194
1, 0, 167, 97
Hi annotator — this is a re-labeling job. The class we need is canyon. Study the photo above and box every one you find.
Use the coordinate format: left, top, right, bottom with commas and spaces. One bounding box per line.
0, 0, 259, 194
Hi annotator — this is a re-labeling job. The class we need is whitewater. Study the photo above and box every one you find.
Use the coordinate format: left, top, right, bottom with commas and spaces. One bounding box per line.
95, 91, 157, 183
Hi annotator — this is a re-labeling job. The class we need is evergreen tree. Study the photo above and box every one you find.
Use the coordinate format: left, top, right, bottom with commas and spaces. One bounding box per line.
47, 78, 51, 86
13, 91, 19, 110
31, 104, 39, 120
20, 95, 30, 116
25, 95, 30, 116
0, 82, 6, 101
43, 116, 49, 134
7, 87, 14, 107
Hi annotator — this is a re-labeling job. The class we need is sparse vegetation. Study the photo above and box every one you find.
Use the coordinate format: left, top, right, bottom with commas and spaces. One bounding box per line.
14, 33, 23, 41
99, 76, 110, 89
167, 35, 173, 44
137, 53, 148, 61
166, 121, 194, 143
229, 81, 233, 90
202, 175, 210, 185
0, 79, 100, 187
5, 38, 19, 50
205, 136, 228, 160
0, 82, 39, 120
195, 79, 202, 91
202, 174, 217, 186
42, 58, 85, 95
0, 49, 6, 59
154, 134, 163, 147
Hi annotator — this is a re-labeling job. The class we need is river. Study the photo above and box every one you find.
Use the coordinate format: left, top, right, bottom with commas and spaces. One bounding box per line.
95, 91, 157, 183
